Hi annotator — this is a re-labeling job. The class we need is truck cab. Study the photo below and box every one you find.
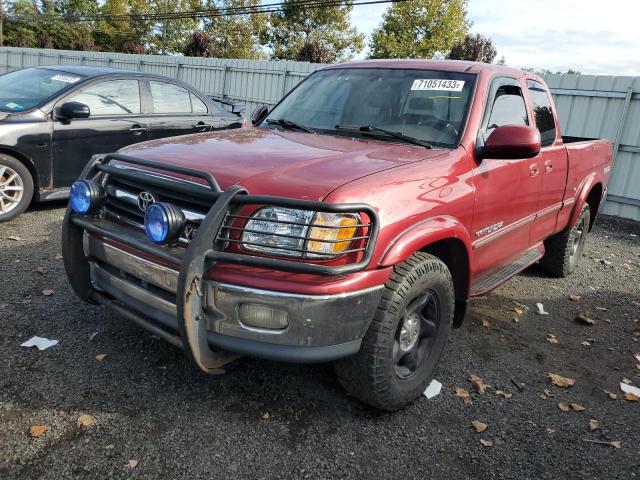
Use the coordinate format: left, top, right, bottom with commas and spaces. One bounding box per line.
62, 60, 612, 410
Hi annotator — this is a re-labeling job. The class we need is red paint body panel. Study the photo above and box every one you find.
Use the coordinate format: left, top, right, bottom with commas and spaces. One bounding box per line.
114, 61, 612, 298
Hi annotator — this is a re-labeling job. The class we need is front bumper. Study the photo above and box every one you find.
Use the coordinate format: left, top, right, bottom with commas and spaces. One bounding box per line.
84, 234, 383, 362
62, 153, 381, 371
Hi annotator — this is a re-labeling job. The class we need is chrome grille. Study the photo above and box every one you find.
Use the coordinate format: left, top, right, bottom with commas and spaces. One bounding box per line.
103, 176, 208, 245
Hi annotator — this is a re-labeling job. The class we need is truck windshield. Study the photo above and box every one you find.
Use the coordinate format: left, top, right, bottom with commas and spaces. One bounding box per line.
264, 68, 476, 148
0, 68, 86, 113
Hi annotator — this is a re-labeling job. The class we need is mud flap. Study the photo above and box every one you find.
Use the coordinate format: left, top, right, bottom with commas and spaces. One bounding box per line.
176, 185, 247, 374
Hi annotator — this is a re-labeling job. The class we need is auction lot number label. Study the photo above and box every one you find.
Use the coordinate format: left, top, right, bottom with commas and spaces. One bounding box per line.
411, 79, 465, 91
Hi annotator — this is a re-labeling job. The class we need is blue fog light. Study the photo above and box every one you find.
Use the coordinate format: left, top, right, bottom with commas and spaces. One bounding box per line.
144, 202, 185, 245
69, 180, 103, 214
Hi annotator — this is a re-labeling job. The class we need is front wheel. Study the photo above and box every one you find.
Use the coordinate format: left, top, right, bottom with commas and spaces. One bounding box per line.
0, 154, 33, 222
334, 252, 454, 411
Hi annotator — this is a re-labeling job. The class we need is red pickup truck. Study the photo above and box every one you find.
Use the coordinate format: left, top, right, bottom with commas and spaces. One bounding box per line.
62, 60, 612, 410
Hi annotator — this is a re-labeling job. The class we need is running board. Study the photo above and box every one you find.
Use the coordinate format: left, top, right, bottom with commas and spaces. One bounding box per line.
470, 244, 544, 296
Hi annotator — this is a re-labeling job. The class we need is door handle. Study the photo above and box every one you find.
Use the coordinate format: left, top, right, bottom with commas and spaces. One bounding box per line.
194, 122, 211, 131
129, 124, 148, 135
530, 164, 539, 177
544, 160, 553, 173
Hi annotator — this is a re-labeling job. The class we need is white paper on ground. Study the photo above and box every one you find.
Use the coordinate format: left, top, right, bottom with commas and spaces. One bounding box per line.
21, 336, 59, 351
423, 379, 442, 399
620, 382, 640, 397
536, 303, 549, 315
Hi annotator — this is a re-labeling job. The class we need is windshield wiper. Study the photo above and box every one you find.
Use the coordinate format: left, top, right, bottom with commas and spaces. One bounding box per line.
266, 118, 316, 134
334, 124, 432, 149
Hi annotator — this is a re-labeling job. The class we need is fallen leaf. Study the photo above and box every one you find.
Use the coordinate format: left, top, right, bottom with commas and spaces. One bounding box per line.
495, 390, 512, 399
604, 390, 618, 400
547, 426, 556, 433
480, 439, 493, 447
454, 386, 472, 405
126, 459, 139, 469
512, 308, 524, 315
569, 294, 582, 302
471, 420, 488, 433
76, 414, 95, 428
595, 306, 608, 312
481, 319, 491, 328
624, 392, 639, 402
589, 419, 599, 431
558, 401, 570, 412
35, 266, 46, 274
7, 235, 21, 241
55, 253, 63, 260
546, 333, 559, 344
548, 373, 576, 388
611, 441, 622, 449
622, 378, 632, 384
30, 425, 47, 437
95, 354, 107, 362
499, 335, 508, 343
469, 374, 491, 394
42, 289, 54, 296
570, 403, 586, 412
575, 313, 596, 326
581, 341, 591, 346
261, 412, 271, 420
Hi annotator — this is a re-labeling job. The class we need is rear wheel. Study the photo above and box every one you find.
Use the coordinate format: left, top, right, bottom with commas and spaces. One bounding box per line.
539, 203, 590, 277
334, 252, 454, 411
0, 155, 33, 222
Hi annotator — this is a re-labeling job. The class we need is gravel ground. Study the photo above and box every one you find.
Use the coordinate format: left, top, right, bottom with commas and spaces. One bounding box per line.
0, 203, 639, 480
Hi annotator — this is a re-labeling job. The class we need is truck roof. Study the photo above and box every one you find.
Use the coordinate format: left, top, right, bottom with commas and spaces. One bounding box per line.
328, 59, 540, 81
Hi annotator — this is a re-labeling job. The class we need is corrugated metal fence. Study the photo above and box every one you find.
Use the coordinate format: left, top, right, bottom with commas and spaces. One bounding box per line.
0, 47, 325, 115
0, 47, 638, 221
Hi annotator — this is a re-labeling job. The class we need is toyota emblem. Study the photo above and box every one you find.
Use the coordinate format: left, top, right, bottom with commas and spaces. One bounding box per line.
137, 191, 156, 212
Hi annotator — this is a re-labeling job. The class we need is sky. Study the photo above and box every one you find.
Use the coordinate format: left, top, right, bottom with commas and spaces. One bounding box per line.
350, 0, 640, 75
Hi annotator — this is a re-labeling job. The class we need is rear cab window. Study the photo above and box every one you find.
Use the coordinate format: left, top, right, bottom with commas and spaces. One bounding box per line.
527, 80, 557, 146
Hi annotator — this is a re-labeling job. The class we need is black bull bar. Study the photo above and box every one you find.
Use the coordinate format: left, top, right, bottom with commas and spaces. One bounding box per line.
62, 153, 380, 373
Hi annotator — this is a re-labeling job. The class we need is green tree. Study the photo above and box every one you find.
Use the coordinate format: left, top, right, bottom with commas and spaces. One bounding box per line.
446, 33, 496, 63
144, 0, 204, 54
369, 0, 470, 59
205, 0, 268, 59
184, 30, 218, 57
265, 0, 364, 61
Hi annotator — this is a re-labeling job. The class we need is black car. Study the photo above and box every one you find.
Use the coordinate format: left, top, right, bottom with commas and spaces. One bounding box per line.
0, 65, 246, 221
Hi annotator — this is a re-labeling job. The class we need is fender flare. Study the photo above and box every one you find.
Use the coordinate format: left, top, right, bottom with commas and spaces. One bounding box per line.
568, 173, 603, 228
379, 215, 473, 269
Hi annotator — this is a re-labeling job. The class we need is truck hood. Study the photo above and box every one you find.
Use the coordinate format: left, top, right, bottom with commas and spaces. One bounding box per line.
118, 128, 447, 200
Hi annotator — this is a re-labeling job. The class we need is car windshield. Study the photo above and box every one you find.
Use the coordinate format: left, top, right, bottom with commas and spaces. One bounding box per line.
263, 68, 476, 148
0, 68, 86, 113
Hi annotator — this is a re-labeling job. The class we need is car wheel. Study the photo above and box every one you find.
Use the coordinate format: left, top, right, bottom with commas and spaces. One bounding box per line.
0, 154, 33, 222
539, 203, 590, 277
334, 252, 454, 411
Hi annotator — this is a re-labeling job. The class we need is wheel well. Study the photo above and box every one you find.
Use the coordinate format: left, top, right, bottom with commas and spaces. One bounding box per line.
0, 148, 39, 193
585, 183, 603, 231
421, 238, 470, 328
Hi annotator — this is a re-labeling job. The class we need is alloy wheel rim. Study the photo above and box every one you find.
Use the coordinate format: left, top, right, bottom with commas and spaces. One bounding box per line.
392, 290, 440, 380
571, 216, 586, 258
0, 165, 24, 214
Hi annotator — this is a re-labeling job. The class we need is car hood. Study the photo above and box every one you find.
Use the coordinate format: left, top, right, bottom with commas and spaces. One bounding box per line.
118, 128, 447, 201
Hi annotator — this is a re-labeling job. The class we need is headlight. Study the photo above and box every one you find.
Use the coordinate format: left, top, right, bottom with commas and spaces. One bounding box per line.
69, 180, 104, 214
241, 207, 359, 258
144, 202, 185, 245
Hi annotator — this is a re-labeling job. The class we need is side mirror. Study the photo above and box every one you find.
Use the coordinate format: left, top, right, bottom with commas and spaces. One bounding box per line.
251, 105, 269, 126
481, 125, 541, 159
56, 101, 90, 120
231, 102, 246, 116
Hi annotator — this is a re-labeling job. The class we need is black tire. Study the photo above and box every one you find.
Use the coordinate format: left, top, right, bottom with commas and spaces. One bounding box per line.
334, 252, 455, 411
539, 203, 590, 277
0, 154, 33, 222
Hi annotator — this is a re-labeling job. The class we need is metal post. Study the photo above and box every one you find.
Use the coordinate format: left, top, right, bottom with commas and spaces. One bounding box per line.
161, 0, 167, 55
0, 0, 4, 48
281, 68, 288, 97
604, 85, 634, 206
221, 65, 228, 99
